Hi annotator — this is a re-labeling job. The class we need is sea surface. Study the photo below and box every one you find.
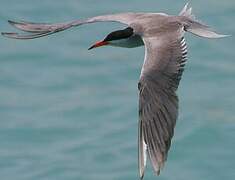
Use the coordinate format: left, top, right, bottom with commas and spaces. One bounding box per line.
0, 0, 234, 180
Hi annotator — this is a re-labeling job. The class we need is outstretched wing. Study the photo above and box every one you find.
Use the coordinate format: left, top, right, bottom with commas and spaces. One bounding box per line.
1, 13, 142, 39
138, 30, 187, 178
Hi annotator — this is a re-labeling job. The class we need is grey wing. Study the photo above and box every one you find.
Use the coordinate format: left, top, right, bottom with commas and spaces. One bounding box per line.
138, 33, 187, 178
1, 13, 141, 39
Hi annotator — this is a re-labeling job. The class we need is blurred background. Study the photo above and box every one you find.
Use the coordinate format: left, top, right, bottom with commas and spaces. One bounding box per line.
0, 0, 234, 179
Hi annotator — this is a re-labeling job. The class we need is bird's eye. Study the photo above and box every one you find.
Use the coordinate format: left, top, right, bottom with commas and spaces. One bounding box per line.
104, 27, 134, 41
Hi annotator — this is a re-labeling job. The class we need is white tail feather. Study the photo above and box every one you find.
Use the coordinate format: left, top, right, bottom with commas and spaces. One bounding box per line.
179, 3, 195, 19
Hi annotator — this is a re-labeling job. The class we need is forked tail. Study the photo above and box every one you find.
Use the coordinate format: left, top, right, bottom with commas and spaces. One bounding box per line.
179, 3, 229, 38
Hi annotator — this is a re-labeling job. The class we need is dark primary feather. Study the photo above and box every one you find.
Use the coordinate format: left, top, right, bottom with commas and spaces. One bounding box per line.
138, 34, 187, 177
1, 31, 54, 39
1, 13, 139, 40
8, 20, 51, 33
1, 20, 75, 39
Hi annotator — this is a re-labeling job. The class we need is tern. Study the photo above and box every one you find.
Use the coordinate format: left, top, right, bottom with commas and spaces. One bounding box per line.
2, 3, 228, 179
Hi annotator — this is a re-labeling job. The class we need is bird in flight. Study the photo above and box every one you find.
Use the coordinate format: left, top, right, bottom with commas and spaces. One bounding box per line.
2, 3, 228, 179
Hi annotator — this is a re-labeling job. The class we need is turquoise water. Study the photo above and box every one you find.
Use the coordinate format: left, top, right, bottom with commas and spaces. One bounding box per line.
0, 0, 234, 179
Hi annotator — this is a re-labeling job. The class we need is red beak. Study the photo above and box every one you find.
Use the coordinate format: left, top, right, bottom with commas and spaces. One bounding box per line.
88, 40, 109, 50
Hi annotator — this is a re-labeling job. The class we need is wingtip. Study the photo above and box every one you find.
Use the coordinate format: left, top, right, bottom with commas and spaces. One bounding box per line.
8, 20, 16, 25
1, 32, 7, 36
139, 168, 145, 180
7, 20, 23, 27
140, 173, 144, 180
1, 31, 53, 39
1, 32, 17, 38
157, 169, 160, 176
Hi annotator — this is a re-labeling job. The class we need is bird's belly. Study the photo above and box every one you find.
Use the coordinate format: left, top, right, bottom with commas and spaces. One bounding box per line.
110, 35, 144, 48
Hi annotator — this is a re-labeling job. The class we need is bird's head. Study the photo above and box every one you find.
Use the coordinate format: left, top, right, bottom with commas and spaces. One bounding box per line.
88, 27, 134, 50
